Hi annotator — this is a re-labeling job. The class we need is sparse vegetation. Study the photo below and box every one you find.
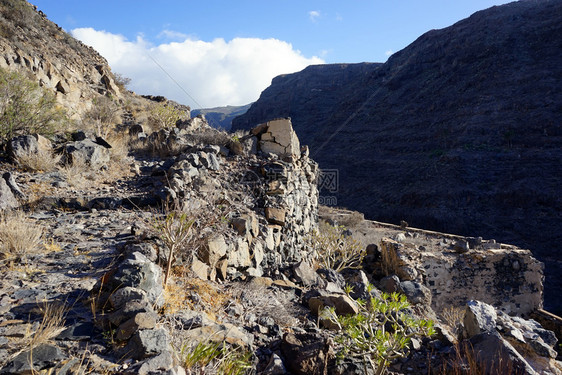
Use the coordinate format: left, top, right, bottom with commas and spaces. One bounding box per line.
148, 102, 182, 130
308, 221, 366, 272
440, 306, 465, 338
322, 291, 435, 375
24, 301, 67, 351
15, 147, 61, 172
113, 72, 131, 91
0, 210, 43, 265
0, 67, 66, 143
180, 340, 252, 375
83, 95, 120, 137
154, 210, 196, 286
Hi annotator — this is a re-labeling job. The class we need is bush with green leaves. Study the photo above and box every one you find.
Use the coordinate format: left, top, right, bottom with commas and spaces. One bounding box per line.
148, 102, 182, 130
0, 68, 66, 143
322, 291, 435, 375
308, 221, 366, 272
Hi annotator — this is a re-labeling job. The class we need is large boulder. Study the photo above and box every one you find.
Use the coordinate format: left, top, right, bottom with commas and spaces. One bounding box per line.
64, 139, 110, 169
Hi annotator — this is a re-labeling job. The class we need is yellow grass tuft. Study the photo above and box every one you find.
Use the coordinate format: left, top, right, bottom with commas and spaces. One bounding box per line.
0, 210, 43, 264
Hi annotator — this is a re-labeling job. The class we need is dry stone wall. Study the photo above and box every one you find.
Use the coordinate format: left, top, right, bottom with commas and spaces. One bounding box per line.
379, 235, 543, 316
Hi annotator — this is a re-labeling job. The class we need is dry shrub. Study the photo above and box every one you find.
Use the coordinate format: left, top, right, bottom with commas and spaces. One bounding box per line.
228, 282, 307, 328
15, 148, 61, 172
441, 306, 465, 337
337, 210, 365, 229
184, 128, 231, 147
58, 154, 88, 188
440, 340, 521, 375
0, 210, 43, 263
25, 302, 67, 350
308, 221, 366, 272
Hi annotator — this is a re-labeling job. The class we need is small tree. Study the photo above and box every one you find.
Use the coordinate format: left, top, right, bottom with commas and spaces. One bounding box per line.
309, 221, 366, 272
322, 291, 435, 375
154, 210, 195, 286
0, 68, 66, 143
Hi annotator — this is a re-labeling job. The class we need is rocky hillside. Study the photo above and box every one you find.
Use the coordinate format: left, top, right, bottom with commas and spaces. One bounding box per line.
0, 0, 126, 118
191, 104, 252, 130
233, 0, 562, 312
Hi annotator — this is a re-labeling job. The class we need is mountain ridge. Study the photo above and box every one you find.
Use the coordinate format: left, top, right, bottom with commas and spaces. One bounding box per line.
233, 0, 562, 311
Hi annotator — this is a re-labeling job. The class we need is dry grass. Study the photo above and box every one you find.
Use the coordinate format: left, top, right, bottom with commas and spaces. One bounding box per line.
439, 340, 521, 375
440, 306, 465, 337
0, 210, 43, 264
58, 154, 88, 188
24, 302, 67, 350
15, 148, 61, 172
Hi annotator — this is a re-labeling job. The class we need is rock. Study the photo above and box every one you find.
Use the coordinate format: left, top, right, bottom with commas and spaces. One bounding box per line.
399, 280, 432, 305
258, 118, 301, 159
201, 235, 228, 266
0, 178, 19, 210
228, 238, 252, 268
7, 134, 51, 160
469, 332, 539, 375
3, 172, 25, 199
265, 207, 286, 226
262, 353, 286, 375
125, 328, 171, 360
116, 312, 158, 341
379, 275, 401, 293
112, 252, 164, 308
191, 258, 209, 280
0, 343, 65, 374
293, 260, 319, 286
64, 139, 110, 169
123, 242, 158, 263
124, 351, 175, 375
308, 294, 359, 316
497, 312, 558, 359
57, 322, 94, 341
281, 332, 330, 375
109, 287, 148, 310
463, 300, 498, 337
198, 151, 220, 171
182, 323, 252, 348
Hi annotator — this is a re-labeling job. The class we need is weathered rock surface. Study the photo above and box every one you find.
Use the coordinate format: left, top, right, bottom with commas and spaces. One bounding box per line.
233, 0, 562, 312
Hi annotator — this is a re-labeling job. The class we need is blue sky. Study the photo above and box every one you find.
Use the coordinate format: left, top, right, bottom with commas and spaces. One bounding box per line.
31, 0, 513, 108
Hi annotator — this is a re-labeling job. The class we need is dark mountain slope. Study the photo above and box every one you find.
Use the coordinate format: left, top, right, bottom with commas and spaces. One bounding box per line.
191, 104, 252, 130
233, 0, 562, 311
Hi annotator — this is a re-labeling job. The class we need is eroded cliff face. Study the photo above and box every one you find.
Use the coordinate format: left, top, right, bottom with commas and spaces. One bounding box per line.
0, 0, 123, 118
233, 0, 562, 312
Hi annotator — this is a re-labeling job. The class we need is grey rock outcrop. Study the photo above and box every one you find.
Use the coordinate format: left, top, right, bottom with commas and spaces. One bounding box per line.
232, 0, 562, 312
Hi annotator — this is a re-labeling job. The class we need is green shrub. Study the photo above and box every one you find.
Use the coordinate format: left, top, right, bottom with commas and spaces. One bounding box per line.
148, 102, 182, 130
308, 221, 366, 272
322, 291, 435, 375
0, 68, 66, 143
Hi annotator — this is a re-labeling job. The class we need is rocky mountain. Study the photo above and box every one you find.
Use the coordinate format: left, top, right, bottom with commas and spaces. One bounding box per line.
233, 0, 562, 312
0, 0, 561, 373
191, 104, 252, 130
0, 0, 125, 118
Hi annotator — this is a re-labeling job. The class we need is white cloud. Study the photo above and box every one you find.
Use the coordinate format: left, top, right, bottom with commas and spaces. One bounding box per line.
71, 28, 324, 108
309, 10, 320, 22
157, 29, 189, 41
